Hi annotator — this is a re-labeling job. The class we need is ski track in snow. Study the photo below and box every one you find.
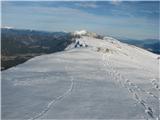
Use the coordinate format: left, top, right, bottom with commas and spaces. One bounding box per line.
101, 53, 158, 119
28, 63, 74, 120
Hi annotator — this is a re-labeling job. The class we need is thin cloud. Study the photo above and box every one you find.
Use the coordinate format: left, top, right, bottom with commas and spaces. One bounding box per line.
110, 0, 122, 5
2, 1, 159, 39
75, 2, 98, 8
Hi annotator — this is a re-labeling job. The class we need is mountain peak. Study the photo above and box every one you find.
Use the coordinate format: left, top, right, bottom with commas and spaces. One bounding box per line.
73, 30, 104, 39
73, 30, 88, 36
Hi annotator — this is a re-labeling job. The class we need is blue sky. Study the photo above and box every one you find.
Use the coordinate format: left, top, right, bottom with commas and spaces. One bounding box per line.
2, 1, 160, 40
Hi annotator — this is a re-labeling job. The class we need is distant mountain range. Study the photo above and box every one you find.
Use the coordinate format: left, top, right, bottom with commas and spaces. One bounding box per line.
1, 28, 73, 70
1, 28, 73, 55
118, 38, 160, 54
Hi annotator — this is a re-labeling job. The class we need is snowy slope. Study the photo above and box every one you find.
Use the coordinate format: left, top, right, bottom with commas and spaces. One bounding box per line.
2, 31, 159, 120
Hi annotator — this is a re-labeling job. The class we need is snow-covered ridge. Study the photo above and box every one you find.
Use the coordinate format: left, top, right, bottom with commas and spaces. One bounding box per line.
67, 30, 158, 58
2, 30, 159, 119
103, 36, 120, 44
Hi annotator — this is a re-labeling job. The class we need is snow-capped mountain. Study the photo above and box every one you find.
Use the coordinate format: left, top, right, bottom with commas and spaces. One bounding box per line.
2, 30, 159, 119
73, 30, 88, 36
72, 30, 103, 38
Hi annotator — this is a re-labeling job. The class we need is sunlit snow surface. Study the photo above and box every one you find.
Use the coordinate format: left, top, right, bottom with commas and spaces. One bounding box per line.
2, 36, 159, 120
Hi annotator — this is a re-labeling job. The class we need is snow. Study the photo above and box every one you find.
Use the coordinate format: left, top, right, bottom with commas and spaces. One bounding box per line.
73, 30, 87, 36
2, 35, 159, 119
103, 36, 120, 43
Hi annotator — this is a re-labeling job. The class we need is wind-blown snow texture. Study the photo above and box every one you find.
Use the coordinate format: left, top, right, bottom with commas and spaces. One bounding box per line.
2, 32, 159, 120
